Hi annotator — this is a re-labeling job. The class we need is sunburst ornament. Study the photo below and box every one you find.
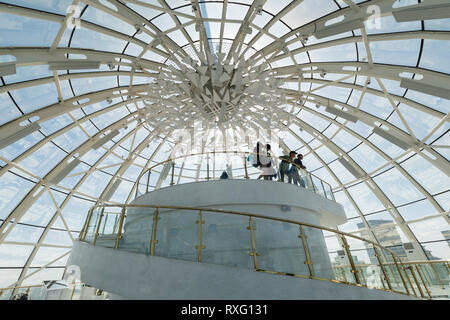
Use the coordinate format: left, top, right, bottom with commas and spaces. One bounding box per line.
140, 47, 292, 132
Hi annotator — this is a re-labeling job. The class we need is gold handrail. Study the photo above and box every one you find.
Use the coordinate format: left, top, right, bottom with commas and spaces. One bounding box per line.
133, 150, 334, 201
332, 260, 450, 268
0, 284, 43, 291
84, 203, 403, 256
77, 203, 448, 299
0, 281, 85, 291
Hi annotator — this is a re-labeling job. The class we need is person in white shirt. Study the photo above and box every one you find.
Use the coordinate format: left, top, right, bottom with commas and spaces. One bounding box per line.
259, 144, 276, 181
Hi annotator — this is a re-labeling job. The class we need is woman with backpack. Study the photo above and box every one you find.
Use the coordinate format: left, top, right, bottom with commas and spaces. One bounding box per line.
259, 144, 276, 181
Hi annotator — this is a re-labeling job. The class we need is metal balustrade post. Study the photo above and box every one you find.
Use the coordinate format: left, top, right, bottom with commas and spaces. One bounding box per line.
340, 267, 347, 282
101, 214, 108, 236
243, 156, 249, 179
146, 171, 151, 193
150, 208, 160, 256
373, 246, 392, 291
391, 254, 410, 295
429, 263, 445, 290
212, 151, 216, 180
415, 265, 432, 299
206, 155, 210, 180
340, 235, 360, 284
320, 180, 326, 197
70, 284, 76, 300
330, 184, 336, 201
407, 266, 425, 298
418, 265, 431, 288
115, 207, 126, 250
170, 162, 175, 186
298, 225, 314, 278
309, 173, 317, 194
93, 207, 105, 245
80, 208, 94, 241
403, 264, 418, 297
359, 267, 366, 285
195, 211, 205, 262
113, 214, 119, 234
247, 217, 259, 270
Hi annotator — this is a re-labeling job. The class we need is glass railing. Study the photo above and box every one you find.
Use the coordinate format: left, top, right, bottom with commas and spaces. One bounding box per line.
0, 281, 86, 300
0, 284, 46, 300
134, 151, 335, 201
77, 204, 450, 299
0, 282, 106, 300
333, 260, 450, 299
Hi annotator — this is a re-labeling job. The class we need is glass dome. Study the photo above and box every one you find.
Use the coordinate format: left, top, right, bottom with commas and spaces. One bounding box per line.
0, 0, 448, 290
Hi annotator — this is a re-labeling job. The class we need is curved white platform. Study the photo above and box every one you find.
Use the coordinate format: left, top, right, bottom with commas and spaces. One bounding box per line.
130, 179, 346, 227
68, 241, 417, 300
120, 180, 347, 280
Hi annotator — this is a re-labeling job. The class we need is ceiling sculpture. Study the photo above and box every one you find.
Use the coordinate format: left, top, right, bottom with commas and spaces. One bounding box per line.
141, 42, 289, 131
0, 0, 449, 290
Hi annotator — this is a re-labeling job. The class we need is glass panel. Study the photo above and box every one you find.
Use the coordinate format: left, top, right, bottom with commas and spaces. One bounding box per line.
386, 256, 409, 294
323, 182, 334, 200
83, 208, 101, 242
121, 208, 155, 254
0, 288, 14, 300
422, 262, 450, 299
155, 209, 198, 262
302, 172, 315, 192
361, 247, 386, 290
334, 266, 348, 283
403, 265, 425, 298
303, 226, 335, 279
253, 219, 309, 276
96, 211, 121, 248
311, 175, 325, 197
202, 212, 252, 269
378, 247, 401, 292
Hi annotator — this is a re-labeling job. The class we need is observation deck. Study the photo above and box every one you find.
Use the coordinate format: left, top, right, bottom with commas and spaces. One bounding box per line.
64, 151, 445, 300
67, 175, 426, 299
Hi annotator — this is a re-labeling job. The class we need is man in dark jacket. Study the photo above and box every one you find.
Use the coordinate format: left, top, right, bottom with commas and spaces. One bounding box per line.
279, 151, 296, 183
291, 154, 306, 186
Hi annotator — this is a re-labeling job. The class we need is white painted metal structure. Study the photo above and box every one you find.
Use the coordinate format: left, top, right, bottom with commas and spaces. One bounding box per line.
67, 240, 418, 300
0, 0, 449, 293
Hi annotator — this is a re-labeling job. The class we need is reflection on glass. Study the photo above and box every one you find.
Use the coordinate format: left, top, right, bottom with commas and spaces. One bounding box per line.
202, 212, 252, 269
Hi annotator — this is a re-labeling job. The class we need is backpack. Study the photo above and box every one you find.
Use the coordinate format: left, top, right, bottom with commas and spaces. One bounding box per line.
254, 143, 262, 168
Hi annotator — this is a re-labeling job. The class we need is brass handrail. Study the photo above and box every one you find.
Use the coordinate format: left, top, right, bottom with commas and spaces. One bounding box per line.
0, 281, 84, 291
77, 203, 445, 299
0, 284, 44, 291
83, 204, 403, 255
133, 150, 334, 201
332, 260, 450, 268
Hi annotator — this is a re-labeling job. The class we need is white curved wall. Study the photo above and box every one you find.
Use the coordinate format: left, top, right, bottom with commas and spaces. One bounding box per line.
130, 179, 346, 227
68, 241, 417, 300
122, 180, 346, 280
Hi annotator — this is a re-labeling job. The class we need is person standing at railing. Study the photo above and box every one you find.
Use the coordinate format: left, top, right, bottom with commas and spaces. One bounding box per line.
292, 154, 307, 187
226, 164, 233, 179
220, 171, 229, 179
260, 144, 276, 181
252, 142, 264, 180
279, 151, 296, 183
